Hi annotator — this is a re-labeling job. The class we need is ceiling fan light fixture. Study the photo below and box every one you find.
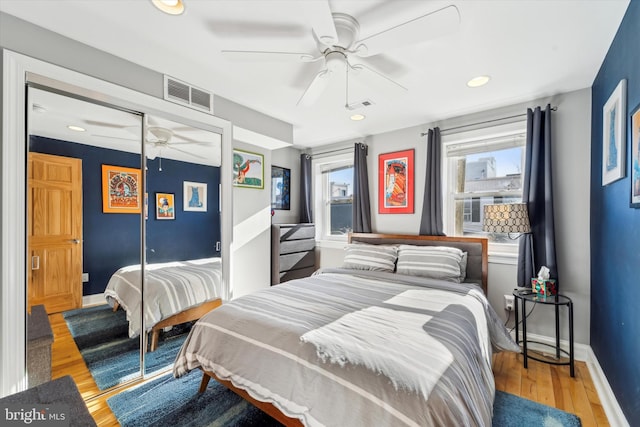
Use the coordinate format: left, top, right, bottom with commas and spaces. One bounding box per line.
350, 114, 366, 121
67, 125, 86, 132
325, 51, 347, 72
467, 75, 491, 88
151, 0, 185, 15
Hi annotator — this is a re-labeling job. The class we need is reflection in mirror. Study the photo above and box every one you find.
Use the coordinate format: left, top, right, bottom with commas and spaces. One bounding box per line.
140, 115, 223, 377
27, 87, 143, 396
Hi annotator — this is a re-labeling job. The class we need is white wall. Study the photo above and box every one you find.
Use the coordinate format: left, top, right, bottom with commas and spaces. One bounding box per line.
231, 141, 272, 298
231, 144, 302, 297
317, 88, 592, 345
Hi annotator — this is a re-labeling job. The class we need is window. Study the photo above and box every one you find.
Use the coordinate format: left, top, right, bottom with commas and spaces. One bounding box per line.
443, 123, 526, 250
313, 153, 353, 240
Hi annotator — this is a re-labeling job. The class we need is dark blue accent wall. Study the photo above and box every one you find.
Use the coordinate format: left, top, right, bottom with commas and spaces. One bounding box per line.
590, 2, 640, 424
30, 136, 221, 296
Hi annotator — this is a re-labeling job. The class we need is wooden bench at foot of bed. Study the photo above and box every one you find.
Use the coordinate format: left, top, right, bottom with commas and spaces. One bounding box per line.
112, 298, 223, 352
199, 369, 304, 427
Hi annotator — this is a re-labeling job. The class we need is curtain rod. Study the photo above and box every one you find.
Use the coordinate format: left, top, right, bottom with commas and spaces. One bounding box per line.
420, 106, 558, 137
306, 142, 366, 158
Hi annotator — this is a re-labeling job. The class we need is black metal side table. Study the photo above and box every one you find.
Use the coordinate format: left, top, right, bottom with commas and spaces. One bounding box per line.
513, 289, 574, 377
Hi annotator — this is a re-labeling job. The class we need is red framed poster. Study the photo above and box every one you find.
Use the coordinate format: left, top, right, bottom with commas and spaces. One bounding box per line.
378, 149, 414, 214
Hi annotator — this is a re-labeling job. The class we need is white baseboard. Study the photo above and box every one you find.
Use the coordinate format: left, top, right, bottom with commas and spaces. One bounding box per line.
508, 330, 629, 427
586, 347, 630, 427
511, 330, 589, 361
82, 293, 106, 307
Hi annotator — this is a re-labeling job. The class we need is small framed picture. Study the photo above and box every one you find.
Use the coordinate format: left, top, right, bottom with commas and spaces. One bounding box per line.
233, 149, 264, 189
156, 193, 175, 220
602, 79, 626, 186
630, 102, 640, 208
183, 181, 207, 212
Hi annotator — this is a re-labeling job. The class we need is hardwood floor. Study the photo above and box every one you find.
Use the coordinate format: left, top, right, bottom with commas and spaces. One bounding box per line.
50, 312, 610, 426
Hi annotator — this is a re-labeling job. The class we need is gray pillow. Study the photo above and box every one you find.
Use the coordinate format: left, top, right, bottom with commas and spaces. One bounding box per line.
396, 245, 465, 283
342, 244, 398, 272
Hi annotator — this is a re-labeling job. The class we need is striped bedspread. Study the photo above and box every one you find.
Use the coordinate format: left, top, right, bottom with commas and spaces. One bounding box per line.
173, 268, 519, 427
104, 257, 223, 338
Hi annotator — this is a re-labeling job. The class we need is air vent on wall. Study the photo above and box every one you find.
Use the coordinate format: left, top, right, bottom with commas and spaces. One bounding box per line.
163, 75, 214, 114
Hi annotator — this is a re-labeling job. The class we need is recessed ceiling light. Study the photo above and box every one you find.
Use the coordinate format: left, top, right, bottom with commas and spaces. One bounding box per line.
350, 114, 366, 121
467, 75, 491, 88
151, 0, 185, 15
67, 125, 86, 132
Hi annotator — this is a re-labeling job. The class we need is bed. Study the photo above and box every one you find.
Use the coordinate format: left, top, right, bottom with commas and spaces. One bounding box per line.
104, 257, 223, 351
173, 234, 519, 426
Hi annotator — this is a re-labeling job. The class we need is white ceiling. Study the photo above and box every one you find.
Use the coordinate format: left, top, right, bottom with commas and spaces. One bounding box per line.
1, 0, 630, 149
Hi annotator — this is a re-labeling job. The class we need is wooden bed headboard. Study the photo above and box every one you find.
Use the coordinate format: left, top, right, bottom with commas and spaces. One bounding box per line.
348, 233, 489, 294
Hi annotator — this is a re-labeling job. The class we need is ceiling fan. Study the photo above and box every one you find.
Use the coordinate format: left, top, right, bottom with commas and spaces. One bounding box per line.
221, 2, 460, 108
89, 119, 209, 162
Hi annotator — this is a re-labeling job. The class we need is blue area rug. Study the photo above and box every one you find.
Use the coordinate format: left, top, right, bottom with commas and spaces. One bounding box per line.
108, 370, 582, 427
63, 304, 191, 390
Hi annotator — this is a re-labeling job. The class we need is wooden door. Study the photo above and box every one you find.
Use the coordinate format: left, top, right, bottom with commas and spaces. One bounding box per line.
28, 152, 83, 314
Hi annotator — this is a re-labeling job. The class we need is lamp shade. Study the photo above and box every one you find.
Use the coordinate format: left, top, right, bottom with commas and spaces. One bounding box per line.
482, 203, 531, 234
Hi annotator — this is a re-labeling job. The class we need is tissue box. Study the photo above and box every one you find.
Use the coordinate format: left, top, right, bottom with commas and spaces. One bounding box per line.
531, 278, 557, 296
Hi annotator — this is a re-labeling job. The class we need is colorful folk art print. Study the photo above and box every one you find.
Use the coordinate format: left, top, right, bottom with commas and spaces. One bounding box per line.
378, 149, 414, 214
101, 164, 142, 214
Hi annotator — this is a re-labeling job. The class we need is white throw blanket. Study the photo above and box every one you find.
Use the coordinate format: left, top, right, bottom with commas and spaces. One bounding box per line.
300, 289, 489, 400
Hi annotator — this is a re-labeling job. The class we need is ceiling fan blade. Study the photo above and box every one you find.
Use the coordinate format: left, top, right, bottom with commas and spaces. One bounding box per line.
306, 0, 338, 46
167, 145, 207, 160
92, 134, 138, 142
84, 119, 133, 129
297, 69, 332, 107
171, 132, 215, 144
354, 5, 460, 57
349, 63, 408, 96
222, 50, 318, 63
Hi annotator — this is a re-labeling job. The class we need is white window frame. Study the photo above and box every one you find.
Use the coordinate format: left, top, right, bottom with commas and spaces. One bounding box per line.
313, 152, 353, 243
442, 121, 527, 256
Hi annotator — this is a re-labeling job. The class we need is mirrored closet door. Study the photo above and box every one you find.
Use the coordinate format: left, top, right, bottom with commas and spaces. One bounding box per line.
141, 115, 222, 376
26, 87, 144, 396
25, 85, 225, 397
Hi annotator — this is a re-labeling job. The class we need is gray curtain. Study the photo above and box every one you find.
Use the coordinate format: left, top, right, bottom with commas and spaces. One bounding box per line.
518, 105, 558, 287
352, 143, 372, 233
299, 154, 313, 223
419, 128, 445, 235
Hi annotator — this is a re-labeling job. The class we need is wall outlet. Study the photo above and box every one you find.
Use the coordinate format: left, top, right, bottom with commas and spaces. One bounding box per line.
504, 294, 515, 311
82, 272, 89, 283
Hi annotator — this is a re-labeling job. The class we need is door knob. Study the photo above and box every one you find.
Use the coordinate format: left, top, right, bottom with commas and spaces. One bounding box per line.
69, 239, 81, 244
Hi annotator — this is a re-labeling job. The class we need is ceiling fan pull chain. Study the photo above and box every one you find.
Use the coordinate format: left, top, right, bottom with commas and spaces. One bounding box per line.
345, 62, 350, 109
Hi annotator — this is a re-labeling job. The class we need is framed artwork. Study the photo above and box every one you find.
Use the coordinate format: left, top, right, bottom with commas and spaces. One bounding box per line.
101, 164, 142, 214
602, 79, 626, 186
378, 149, 414, 214
271, 165, 291, 210
233, 149, 264, 189
183, 181, 207, 212
631, 102, 640, 208
156, 193, 175, 220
